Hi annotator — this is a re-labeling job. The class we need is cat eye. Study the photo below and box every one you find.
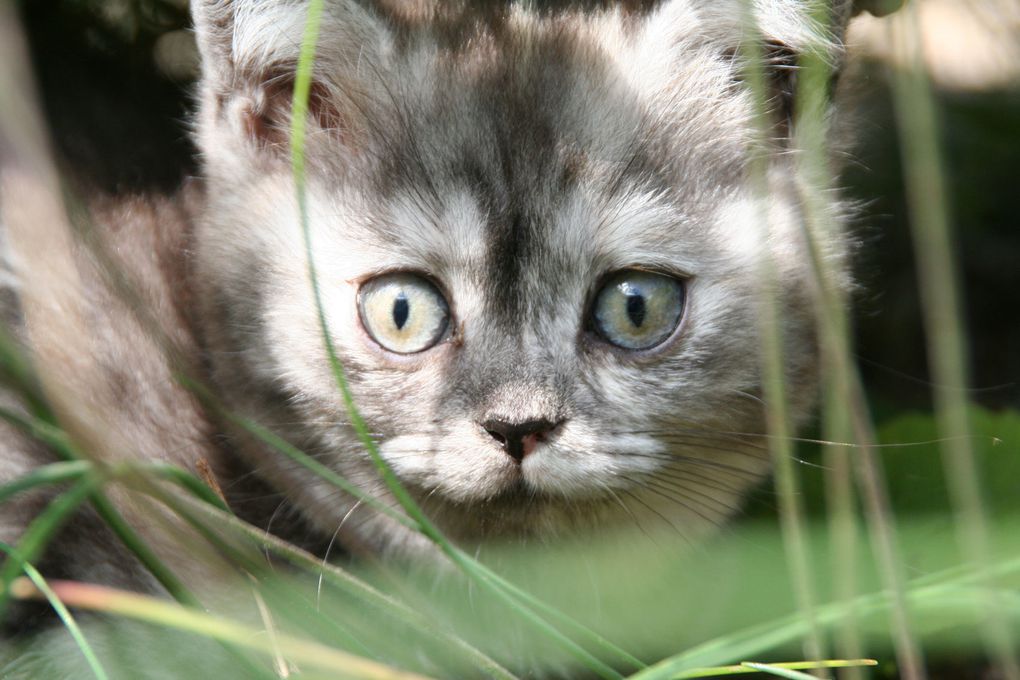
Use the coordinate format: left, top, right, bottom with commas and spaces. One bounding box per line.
358, 273, 450, 354
591, 270, 685, 350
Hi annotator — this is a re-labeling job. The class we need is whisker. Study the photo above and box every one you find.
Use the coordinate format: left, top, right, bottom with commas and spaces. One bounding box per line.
614, 450, 765, 479
622, 475, 721, 527
317, 499, 363, 609
617, 488, 693, 548
588, 484, 656, 547
652, 467, 754, 497
638, 476, 743, 518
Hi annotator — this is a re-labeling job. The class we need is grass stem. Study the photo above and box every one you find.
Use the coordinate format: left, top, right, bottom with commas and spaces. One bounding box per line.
887, 5, 1020, 678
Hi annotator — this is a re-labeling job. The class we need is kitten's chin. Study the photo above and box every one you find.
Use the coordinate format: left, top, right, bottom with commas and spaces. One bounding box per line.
405, 479, 621, 544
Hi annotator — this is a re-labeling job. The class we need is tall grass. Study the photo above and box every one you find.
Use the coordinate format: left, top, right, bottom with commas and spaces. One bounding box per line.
1, 1, 1018, 679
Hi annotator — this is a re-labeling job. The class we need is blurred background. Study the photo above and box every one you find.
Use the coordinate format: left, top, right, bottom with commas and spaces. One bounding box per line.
846, 0, 1020, 416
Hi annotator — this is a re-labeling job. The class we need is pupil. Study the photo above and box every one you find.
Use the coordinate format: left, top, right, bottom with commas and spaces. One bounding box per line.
392, 293, 410, 330
625, 293, 646, 328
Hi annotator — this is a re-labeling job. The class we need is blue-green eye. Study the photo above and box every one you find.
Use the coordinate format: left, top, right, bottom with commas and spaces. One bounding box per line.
358, 273, 449, 354
592, 271, 685, 350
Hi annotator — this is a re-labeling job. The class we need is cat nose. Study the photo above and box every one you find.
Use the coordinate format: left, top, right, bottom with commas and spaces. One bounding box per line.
481, 418, 561, 463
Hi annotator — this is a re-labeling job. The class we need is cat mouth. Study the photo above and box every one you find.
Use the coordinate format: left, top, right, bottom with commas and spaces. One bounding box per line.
487, 476, 539, 504
446, 476, 591, 515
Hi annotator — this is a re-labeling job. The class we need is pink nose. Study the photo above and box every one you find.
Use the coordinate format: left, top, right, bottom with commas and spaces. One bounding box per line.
481, 418, 561, 463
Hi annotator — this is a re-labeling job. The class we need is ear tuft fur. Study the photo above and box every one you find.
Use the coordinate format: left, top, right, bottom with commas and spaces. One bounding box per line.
667, 1, 851, 143
191, 0, 388, 154
762, 39, 800, 139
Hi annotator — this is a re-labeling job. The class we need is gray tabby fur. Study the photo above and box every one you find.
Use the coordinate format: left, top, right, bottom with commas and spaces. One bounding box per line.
0, 0, 862, 600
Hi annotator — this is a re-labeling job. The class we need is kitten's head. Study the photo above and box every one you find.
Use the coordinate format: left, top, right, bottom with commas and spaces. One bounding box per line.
191, 0, 854, 556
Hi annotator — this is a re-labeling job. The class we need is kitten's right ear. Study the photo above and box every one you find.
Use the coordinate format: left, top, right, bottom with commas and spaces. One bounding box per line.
191, 0, 391, 153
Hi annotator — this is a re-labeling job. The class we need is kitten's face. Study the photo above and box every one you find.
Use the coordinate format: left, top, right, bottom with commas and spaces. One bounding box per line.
193, 1, 845, 554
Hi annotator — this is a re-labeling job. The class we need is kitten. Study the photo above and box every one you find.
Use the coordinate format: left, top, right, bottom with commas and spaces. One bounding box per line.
189, 0, 853, 558
1, 0, 872, 612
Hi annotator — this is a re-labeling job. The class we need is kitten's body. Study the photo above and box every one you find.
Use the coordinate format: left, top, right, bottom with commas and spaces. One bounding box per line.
2, 0, 869, 623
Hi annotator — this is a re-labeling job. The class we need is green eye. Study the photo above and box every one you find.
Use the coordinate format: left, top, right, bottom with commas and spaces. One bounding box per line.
358, 273, 450, 354
592, 270, 685, 350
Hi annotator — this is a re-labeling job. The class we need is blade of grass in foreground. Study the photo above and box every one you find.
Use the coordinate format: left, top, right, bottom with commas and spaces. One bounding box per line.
788, 8, 866, 677
888, 4, 1020, 679
0, 465, 202, 632
0, 475, 100, 616
737, 0, 823, 666
10, 578, 435, 680
777, 11, 925, 679
287, 3, 638, 677
0, 460, 92, 504
0, 405, 214, 610
164, 489, 518, 680
675, 660, 877, 679
0, 544, 109, 680
738, 662, 828, 680
0, 422, 229, 514
626, 549, 1020, 680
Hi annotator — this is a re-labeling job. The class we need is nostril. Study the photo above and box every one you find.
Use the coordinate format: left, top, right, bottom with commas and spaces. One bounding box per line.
480, 418, 563, 463
486, 429, 507, 445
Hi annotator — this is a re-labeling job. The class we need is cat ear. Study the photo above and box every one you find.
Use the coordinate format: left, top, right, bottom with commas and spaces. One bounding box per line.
191, 0, 391, 152
642, 0, 858, 141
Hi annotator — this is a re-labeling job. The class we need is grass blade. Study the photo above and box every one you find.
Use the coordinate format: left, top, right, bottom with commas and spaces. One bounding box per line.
674, 659, 877, 679
163, 491, 518, 680
737, 1, 824, 665
887, 4, 1020, 678
10, 578, 435, 680
0, 543, 109, 680
0, 460, 92, 504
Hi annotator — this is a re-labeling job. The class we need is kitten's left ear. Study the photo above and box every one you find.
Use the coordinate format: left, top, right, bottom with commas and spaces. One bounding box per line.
645, 0, 861, 138
191, 0, 392, 154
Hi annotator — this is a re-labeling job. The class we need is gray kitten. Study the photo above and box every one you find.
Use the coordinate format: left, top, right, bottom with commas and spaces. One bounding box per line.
0, 0, 874, 606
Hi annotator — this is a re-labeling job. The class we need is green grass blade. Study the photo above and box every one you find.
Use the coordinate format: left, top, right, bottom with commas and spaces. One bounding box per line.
0, 405, 78, 461
790, 11, 867, 676
739, 662, 825, 680
86, 491, 199, 607
0, 475, 100, 617
0, 467, 197, 614
165, 491, 518, 680
10, 578, 435, 680
0, 460, 92, 504
737, 1, 824, 665
134, 462, 231, 513
887, 5, 1020, 679
626, 550, 1020, 680
0, 543, 110, 680
674, 659, 877, 679
764, 11, 926, 678
0, 412, 205, 611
